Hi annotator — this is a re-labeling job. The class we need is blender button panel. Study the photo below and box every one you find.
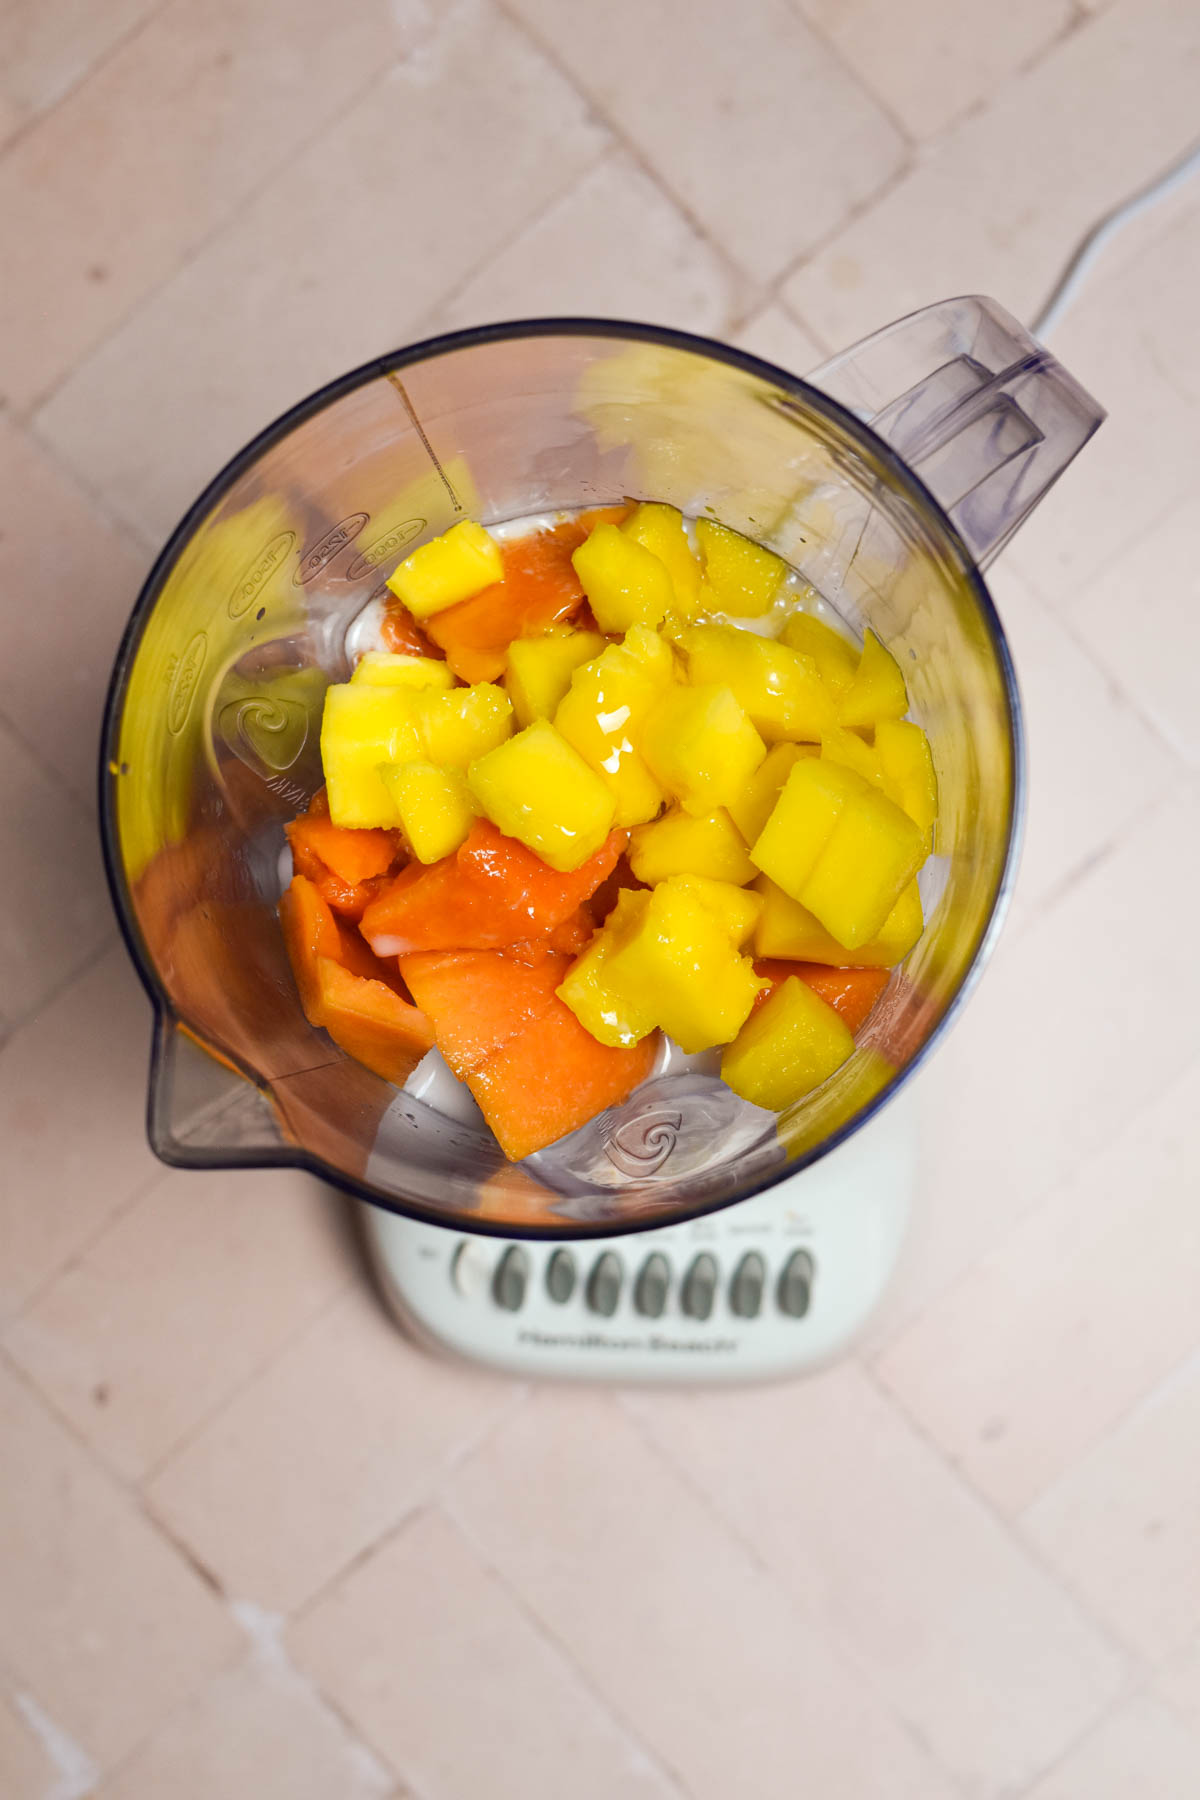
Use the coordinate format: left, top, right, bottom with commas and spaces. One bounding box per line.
545, 1248, 576, 1304
492, 1246, 530, 1313
729, 1252, 765, 1318
777, 1249, 814, 1318
633, 1252, 670, 1318
681, 1253, 718, 1321
586, 1252, 623, 1318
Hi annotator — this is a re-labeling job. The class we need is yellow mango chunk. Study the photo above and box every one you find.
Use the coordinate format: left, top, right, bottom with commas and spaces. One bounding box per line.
752, 875, 924, 967
467, 719, 615, 873
386, 520, 503, 620
820, 725, 887, 788
560, 877, 763, 1053
418, 682, 512, 768
629, 804, 756, 887
556, 889, 654, 1048
874, 719, 938, 852
721, 977, 855, 1112
553, 634, 674, 828
320, 684, 423, 827
641, 683, 766, 818
681, 623, 835, 743
726, 742, 816, 845
350, 651, 455, 690
506, 627, 607, 728
381, 760, 477, 863
622, 502, 702, 615
837, 628, 909, 729
781, 611, 859, 696
695, 519, 787, 616
751, 758, 926, 949
571, 522, 673, 633
669, 875, 762, 947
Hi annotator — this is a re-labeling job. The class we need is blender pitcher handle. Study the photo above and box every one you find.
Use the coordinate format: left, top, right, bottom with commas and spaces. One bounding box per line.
804, 295, 1104, 567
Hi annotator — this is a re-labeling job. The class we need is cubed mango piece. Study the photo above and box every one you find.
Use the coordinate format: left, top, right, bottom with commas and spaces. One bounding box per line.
721, 976, 855, 1112
571, 522, 673, 633
554, 636, 673, 828
681, 623, 835, 742
381, 761, 477, 863
555, 889, 655, 1048
505, 627, 606, 727
622, 502, 702, 615
781, 611, 859, 695
752, 874, 924, 967
628, 805, 756, 886
595, 877, 764, 1053
820, 725, 887, 788
874, 719, 938, 852
725, 742, 816, 845
695, 518, 786, 616
418, 681, 512, 767
669, 875, 762, 946
641, 683, 765, 818
751, 759, 926, 949
320, 683, 423, 827
350, 652, 455, 690
837, 628, 909, 729
467, 719, 616, 873
386, 520, 503, 620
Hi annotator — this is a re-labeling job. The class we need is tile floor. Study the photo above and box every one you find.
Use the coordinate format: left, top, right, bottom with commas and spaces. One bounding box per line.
2, 1, 1199, 1794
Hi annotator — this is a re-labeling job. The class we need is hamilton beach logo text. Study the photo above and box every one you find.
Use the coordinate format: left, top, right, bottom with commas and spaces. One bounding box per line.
518, 1329, 737, 1354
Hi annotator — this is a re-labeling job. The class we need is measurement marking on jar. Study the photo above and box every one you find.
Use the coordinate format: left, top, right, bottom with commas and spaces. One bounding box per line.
385, 371, 463, 514
228, 531, 296, 617
293, 514, 369, 586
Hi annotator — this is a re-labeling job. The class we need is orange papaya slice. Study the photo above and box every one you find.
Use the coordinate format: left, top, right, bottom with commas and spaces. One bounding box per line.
311, 957, 434, 1085
398, 948, 570, 1078
285, 814, 400, 889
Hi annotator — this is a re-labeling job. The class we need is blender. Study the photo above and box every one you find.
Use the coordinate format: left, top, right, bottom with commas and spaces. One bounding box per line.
101, 302, 1102, 1380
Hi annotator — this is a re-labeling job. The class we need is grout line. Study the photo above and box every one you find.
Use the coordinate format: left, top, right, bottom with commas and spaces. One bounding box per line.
770, 147, 916, 309
779, 0, 916, 149
0, 0, 169, 164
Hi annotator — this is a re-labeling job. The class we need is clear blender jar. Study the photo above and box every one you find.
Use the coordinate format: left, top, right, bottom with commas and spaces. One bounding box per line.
101, 301, 1102, 1255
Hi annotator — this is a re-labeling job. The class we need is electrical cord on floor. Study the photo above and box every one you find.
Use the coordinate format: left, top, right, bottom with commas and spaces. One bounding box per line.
1031, 137, 1200, 339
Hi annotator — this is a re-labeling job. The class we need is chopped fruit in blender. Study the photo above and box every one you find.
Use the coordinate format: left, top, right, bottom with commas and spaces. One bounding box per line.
466, 998, 657, 1164
752, 960, 889, 1033
621, 501, 703, 614
628, 804, 757, 886
385, 518, 503, 619
506, 625, 606, 726
360, 820, 625, 956
680, 622, 835, 742
571, 521, 674, 632
837, 627, 909, 728
277, 499, 940, 1159
752, 874, 924, 967
467, 719, 617, 872
750, 758, 925, 949
426, 522, 590, 682
381, 761, 477, 864
695, 518, 786, 615
721, 976, 856, 1111
874, 719, 938, 852
640, 683, 766, 817
781, 611, 860, 694
350, 651, 455, 690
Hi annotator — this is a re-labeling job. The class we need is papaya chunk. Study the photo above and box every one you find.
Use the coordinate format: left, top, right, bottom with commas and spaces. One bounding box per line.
279, 874, 342, 1021
425, 523, 589, 682
381, 599, 443, 659
466, 998, 657, 1161
360, 821, 625, 955
399, 949, 570, 1077
285, 813, 399, 888
312, 957, 434, 1085
752, 959, 888, 1034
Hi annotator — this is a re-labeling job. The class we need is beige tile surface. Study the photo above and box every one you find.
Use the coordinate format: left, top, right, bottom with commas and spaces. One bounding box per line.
0, 1356, 239, 1769
146, 1288, 520, 1612
293, 1506, 680, 1800
447, 1389, 958, 1800
0, 944, 157, 1323
4, 1167, 356, 1480
731, 300, 828, 374
0, 0, 161, 150
627, 1369, 1124, 1795
506, 0, 906, 283
1022, 1695, 1200, 1800
794, 0, 1076, 140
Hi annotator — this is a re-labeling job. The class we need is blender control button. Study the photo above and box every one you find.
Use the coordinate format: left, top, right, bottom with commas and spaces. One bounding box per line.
633, 1253, 670, 1318
729, 1252, 765, 1318
545, 1249, 576, 1304
492, 1246, 530, 1313
777, 1249, 814, 1318
681, 1253, 718, 1321
451, 1239, 493, 1299
586, 1252, 623, 1317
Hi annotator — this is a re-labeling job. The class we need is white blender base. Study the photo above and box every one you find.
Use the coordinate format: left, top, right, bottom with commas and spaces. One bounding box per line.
360, 1094, 915, 1382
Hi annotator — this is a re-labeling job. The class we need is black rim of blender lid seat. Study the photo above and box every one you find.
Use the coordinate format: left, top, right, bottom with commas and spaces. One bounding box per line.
98, 316, 1025, 1239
